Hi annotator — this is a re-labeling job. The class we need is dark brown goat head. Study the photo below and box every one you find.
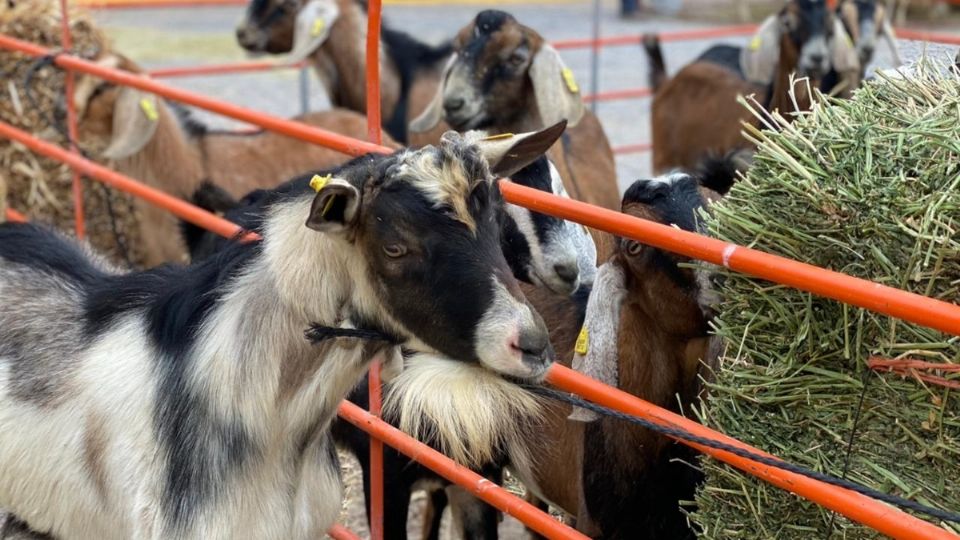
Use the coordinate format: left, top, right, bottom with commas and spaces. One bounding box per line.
410, 10, 583, 133
236, 0, 343, 59
837, 0, 900, 68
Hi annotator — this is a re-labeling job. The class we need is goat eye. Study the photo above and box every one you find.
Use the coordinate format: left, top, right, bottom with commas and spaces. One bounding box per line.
626, 241, 644, 257
383, 244, 407, 258
508, 53, 526, 66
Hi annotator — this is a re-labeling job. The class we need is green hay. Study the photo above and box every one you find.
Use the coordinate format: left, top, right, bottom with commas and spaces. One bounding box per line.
691, 61, 960, 539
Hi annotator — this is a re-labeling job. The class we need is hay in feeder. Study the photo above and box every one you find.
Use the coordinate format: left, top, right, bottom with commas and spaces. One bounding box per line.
691, 59, 960, 539
0, 0, 148, 266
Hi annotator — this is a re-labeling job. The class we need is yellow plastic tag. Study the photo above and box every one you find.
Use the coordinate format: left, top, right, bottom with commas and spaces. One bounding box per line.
749, 35, 762, 51
482, 133, 514, 141
311, 18, 326, 37
561, 67, 579, 94
309, 173, 331, 192
139, 98, 159, 122
575, 326, 589, 355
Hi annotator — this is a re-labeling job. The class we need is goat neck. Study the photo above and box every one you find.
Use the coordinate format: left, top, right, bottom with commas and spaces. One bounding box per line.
309, 0, 400, 121
769, 27, 813, 114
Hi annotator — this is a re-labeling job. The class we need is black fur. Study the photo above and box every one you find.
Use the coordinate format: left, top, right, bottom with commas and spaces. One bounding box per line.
696, 44, 745, 77
695, 149, 750, 195
641, 33, 669, 91
0, 223, 106, 287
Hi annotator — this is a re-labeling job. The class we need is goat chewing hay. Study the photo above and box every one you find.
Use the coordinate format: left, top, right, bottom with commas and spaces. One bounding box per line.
692, 55, 960, 539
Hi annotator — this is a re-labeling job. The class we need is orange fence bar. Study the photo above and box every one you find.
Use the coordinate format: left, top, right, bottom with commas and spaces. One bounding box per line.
76, 0, 246, 8
0, 121, 258, 242
546, 364, 958, 540
338, 401, 590, 540
59, 0, 86, 239
328, 524, 363, 540
364, 0, 385, 536
147, 60, 306, 78
612, 142, 653, 154
895, 28, 960, 46
582, 87, 652, 103
4, 209, 27, 223
0, 35, 390, 158
552, 24, 758, 50
498, 181, 960, 336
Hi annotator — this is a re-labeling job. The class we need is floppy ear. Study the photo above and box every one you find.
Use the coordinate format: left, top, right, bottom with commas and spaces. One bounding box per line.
305, 176, 361, 233
288, 0, 340, 63
568, 260, 626, 422
741, 14, 782, 85
102, 87, 160, 160
474, 120, 567, 177
409, 54, 457, 133
528, 44, 584, 128
831, 18, 861, 74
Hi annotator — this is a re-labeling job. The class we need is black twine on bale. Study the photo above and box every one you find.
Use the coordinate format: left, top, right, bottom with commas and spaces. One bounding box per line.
519, 384, 960, 526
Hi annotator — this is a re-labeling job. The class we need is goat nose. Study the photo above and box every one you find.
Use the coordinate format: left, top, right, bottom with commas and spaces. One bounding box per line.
517, 326, 554, 368
236, 26, 251, 44
443, 97, 465, 113
809, 53, 825, 65
553, 262, 579, 285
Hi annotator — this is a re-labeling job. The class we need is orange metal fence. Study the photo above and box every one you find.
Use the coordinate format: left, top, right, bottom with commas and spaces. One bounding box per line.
2, 3, 960, 539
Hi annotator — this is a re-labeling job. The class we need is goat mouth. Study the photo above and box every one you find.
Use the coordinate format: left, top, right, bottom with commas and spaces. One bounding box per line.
447, 112, 487, 131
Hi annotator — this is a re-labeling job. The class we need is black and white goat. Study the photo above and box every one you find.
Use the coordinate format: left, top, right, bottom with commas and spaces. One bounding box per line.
0, 126, 563, 539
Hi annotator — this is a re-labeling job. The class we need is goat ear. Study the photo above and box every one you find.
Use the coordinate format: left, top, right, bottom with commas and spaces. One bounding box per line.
831, 19, 861, 75
741, 14, 781, 85
288, 0, 340, 63
102, 87, 160, 160
475, 120, 566, 178
568, 261, 626, 422
409, 54, 457, 134
529, 45, 585, 128
305, 176, 361, 233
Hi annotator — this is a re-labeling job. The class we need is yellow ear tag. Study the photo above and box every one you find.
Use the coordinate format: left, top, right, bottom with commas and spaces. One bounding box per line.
311, 17, 326, 37
481, 133, 514, 141
749, 35, 762, 51
575, 326, 589, 355
139, 98, 159, 122
309, 173, 331, 192
561, 67, 579, 94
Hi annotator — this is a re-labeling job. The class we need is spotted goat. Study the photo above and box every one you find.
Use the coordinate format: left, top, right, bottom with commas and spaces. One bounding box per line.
0, 127, 563, 540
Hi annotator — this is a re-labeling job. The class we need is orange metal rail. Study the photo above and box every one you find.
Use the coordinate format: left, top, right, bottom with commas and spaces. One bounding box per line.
4, 209, 27, 223
612, 142, 653, 154
582, 87, 653, 103
895, 28, 960, 45
59, 0, 85, 239
546, 364, 959, 540
0, 121, 258, 242
328, 524, 363, 540
498, 181, 960, 336
147, 60, 307, 78
338, 401, 590, 540
0, 34, 389, 158
552, 24, 759, 50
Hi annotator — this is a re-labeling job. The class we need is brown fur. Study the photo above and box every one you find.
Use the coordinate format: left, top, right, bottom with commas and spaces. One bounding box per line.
651, 30, 811, 174
0, 173, 7, 223
522, 190, 719, 537
75, 55, 400, 266
81, 414, 109, 503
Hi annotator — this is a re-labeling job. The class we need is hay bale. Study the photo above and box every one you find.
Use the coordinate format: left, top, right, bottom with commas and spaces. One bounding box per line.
0, 0, 147, 266
692, 60, 960, 538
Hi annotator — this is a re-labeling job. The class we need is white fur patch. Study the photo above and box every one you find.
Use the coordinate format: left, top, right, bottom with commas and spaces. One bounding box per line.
382, 355, 544, 474
568, 261, 627, 422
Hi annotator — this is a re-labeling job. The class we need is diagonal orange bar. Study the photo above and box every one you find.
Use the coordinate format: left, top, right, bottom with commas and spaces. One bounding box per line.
147, 60, 306, 78
546, 364, 959, 540
59, 0, 86, 240
498, 181, 960, 336
327, 524, 362, 540
0, 120, 258, 242
5, 208, 27, 223
338, 401, 590, 540
0, 34, 391, 158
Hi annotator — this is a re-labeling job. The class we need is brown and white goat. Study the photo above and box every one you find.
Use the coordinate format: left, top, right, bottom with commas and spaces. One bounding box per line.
73, 52, 399, 266
647, 0, 857, 173
387, 160, 738, 539
0, 126, 562, 540
410, 10, 621, 222
235, 0, 451, 145
835, 0, 901, 72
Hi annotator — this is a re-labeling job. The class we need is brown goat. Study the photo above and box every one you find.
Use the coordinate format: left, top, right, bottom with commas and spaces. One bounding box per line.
235, 0, 451, 145
409, 10, 620, 261
73, 53, 399, 266
396, 160, 739, 539
647, 0, 851, 174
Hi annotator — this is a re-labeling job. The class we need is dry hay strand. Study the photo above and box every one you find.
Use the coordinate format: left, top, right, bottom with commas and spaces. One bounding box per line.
1, 0, 148, 266
691, 60, 960, 539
